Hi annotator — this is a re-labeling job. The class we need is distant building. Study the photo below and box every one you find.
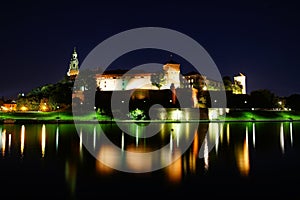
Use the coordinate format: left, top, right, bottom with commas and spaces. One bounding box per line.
1, 99, 17, 112
182, 72, 224, 91
96, 61, 181, 91
233, 73, 246, 94
67, 47, 79, 79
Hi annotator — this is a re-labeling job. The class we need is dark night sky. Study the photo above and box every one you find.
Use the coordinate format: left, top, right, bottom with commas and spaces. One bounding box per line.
1, 0, 299, 99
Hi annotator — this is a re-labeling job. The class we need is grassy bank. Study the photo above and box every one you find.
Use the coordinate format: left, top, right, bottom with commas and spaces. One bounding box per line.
0, 111, 111, 123
223, 110, 300, 121
1, 110, 300, 123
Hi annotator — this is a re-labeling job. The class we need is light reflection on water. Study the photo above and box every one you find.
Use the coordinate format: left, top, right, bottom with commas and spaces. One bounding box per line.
0, 122, 298, 197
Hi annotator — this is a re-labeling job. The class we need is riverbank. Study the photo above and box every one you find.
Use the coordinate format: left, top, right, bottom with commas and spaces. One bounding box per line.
224, 110, 300, 121
0, 110, 300, 124
0, 111, 109, 124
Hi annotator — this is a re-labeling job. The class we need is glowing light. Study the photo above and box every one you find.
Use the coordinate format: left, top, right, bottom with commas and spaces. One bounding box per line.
56, 125, 59, 152
95, 157, 114, 174
1, 129, 6, 156
170, 132, 173, 152
170, 109, 181, 121
21, 125, 25, 156
226, 123, 230, 145
121, 132, 124, 151
215, 123, 223, 155
8, 134, 11, 154
185, 123, 190, 140
166, 152, 182, 183
20, 106, 28, 111
41, 124, 46, 157
280, 123, 284, 154
220, 124, 224, 144
97, 145, 120, 173
1, 106, 8, 111
203, 137, 209, 171
252, 123, 256, 148
192, 131, 199, 157
41, 103, 48, 112
93, 125, 96, 150
236, 137, 250, 177
202, 85, 207, 91
289, 122, 293, 147
245, 126, 248, 146
170, 124, 180, 145
125, 146, 153, 172
136, 125, 139, 147
215, 130, 219, 154
79, 128, 82, 152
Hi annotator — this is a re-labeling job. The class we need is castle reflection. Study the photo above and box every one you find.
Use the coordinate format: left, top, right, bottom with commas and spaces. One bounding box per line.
0, 121, 297, 193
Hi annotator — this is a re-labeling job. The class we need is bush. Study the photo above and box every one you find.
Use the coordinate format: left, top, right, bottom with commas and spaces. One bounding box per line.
128, 108, 146, 120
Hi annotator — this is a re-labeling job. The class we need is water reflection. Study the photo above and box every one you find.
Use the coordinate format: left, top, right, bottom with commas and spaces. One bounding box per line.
8, 133, 11, 155
89, 122, 200, 173
0, 121, 298, 197
290, 122, 293, 147
21, 125, 25, 157
93, 125, 96, 150
56, 125, 59, 152
235, 124, 250, 177
1, 129, 6, 156
121, 132, 124, 151
165, 151, 182, 183
41, 124, 46, 157
226, 123, 230, 145
203, 136, 209, 171
252, 123, 256, 148
280, 122, 284, 154
236, 135, 250, 177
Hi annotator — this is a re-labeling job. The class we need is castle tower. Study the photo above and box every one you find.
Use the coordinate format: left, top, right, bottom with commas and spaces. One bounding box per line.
233, 73, 246, 94
162, 58, 181, 89
67, 47, 79, 78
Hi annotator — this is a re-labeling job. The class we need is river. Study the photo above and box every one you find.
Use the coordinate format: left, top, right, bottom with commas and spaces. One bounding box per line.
0, 121, 299, 198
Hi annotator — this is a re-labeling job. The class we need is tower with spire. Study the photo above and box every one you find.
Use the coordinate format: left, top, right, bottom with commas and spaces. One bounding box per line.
67, 47, 79, 79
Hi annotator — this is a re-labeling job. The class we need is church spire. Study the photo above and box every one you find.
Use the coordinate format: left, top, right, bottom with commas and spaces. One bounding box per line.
67, 47, 79, 79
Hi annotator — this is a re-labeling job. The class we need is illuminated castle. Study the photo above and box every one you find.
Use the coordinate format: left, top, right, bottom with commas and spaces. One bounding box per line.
68, 48, 246, 106
96, 60, 181, 91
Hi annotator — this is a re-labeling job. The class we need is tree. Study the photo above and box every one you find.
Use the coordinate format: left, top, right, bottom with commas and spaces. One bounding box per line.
95, 86, 102, 112
151, 71, 166, 90
233, 80, 243, 94
250, 89, 276, 109
128, 108, 146, 120
74, 69, 97, 110
286, 94, 300, 111
223, 76, 233, 91
17, 95, 40, 111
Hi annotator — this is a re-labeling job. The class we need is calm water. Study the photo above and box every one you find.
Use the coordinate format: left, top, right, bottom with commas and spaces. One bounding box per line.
0, 121, 299, 198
